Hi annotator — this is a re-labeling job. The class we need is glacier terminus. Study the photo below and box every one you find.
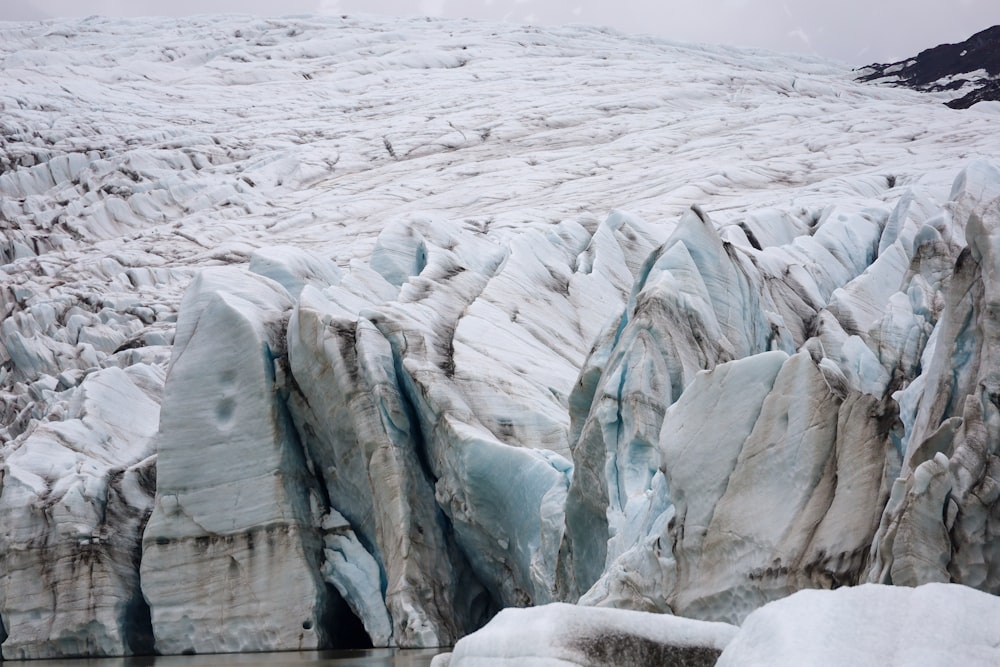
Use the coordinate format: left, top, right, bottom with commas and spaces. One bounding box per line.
2, 12, 1000, 664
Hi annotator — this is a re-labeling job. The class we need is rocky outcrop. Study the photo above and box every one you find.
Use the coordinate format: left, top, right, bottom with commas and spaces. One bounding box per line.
857, 25, 1000, 109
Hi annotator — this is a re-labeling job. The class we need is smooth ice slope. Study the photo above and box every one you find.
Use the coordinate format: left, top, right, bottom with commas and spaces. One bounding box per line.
716, 583, 1000, 666
3, 13, 1000, 658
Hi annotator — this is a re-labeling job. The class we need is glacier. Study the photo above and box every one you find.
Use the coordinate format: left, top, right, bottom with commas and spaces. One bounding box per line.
2, 12, 1000, 661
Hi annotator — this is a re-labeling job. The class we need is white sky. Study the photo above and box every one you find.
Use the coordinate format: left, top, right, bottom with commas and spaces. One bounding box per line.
2, 0, 998, 65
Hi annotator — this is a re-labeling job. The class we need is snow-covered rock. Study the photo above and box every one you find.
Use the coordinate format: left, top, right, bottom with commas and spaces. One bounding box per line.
856, 25, 1000, 110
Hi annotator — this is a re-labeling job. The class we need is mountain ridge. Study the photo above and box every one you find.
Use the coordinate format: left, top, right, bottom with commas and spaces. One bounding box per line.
857, 24, 1000, 109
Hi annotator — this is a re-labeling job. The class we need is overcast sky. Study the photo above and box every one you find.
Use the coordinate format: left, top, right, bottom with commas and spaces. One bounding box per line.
2, 0, 998, 65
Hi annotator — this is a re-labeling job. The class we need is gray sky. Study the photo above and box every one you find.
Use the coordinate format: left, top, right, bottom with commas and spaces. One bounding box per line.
2, 0, 999, 65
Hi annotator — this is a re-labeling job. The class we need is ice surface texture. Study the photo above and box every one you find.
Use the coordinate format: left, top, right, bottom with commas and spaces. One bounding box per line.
3, 13, 1000, 659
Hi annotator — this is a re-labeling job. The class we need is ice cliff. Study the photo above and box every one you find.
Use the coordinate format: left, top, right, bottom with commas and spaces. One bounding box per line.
2, 13, 1000, 659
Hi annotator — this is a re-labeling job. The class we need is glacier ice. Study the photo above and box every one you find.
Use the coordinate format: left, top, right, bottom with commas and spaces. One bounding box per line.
867, 169, 1000, 592
139, 268, 342, 654
436, 582, 1000, 666
716, 583, 1000, 666
3, 12, 1000, 661
0, 366, 161, 659
286, 281, 489, 647
433, 602, 736, 667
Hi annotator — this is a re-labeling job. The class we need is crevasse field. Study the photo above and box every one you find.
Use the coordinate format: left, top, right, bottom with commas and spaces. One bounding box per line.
2, 13, 1000, 665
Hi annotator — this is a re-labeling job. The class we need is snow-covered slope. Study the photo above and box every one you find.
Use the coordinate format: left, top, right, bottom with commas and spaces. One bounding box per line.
2, 13, 1000, 659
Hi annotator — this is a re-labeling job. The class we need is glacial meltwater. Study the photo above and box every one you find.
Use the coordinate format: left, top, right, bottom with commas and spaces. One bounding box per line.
14, 649, 444, 667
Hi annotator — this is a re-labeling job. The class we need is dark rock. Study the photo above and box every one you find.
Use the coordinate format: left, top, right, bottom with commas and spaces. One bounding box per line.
857, 25, 1000, 108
